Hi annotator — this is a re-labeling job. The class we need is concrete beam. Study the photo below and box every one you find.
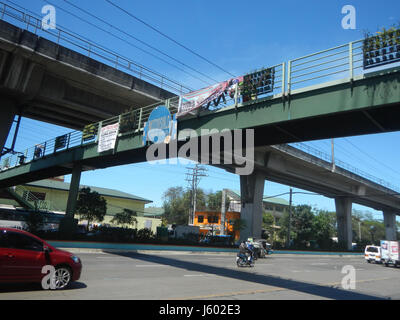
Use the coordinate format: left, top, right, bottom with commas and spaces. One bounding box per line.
383, 211, 397, 240
239, 171, 265, 241
335, 197, 353, 250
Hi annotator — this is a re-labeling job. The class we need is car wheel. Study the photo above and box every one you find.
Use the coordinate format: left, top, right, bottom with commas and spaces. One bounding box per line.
53, 266, 72, 290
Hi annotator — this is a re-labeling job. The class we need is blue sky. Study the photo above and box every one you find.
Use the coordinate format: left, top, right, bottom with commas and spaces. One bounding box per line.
3, 0, 400, 221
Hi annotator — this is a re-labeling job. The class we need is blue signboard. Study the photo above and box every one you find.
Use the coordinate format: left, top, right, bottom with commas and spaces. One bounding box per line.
143, 106, 177, 145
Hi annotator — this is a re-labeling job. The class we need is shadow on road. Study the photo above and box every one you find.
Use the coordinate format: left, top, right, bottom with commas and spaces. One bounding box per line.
0, 281, 87, 293
105, 251, 386, 300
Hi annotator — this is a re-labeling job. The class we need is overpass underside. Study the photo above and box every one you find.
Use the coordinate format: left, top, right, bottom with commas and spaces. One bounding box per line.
0, 18, 177, 154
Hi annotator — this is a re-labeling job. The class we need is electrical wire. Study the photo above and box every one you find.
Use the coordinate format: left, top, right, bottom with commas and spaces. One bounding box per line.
104, 0, 236, 78
343, 137, 400, 177
61, 0, 217, 85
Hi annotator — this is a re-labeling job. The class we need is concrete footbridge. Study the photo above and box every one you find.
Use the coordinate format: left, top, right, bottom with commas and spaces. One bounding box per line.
1, 2, 400, 249
0, 2, 190, 155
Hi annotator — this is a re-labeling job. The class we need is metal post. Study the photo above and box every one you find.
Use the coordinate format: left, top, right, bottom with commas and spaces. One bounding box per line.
287, 188, 293, 248
1, 3, 6, 20
138, 108, 143, 130
331, 138, 336, 172
66, 132, 71, 149
220, 189, 226, 236
281, 62, 286, 96
234, 82, 239, 108
349, 42, 353, 80
287, 60, 292, 94
96, 121, 103, 142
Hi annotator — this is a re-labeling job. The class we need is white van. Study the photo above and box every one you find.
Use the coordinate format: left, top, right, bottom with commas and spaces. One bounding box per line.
380, 240, 400, 267
364, 245, 382, 263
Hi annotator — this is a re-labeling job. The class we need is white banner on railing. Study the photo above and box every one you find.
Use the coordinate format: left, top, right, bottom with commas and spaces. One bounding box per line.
97, 123, 119, 153
177, 76, 243, 118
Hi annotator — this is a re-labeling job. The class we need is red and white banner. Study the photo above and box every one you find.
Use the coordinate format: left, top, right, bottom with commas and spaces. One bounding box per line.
177, 76, 243, 118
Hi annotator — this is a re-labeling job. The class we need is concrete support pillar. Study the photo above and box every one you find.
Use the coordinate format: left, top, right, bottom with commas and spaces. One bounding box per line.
65, 163, 82, 217
239, 171, 265, 241
335, 197, 353, 250
383, 211, 397, 241
60, 163, 82, 235
0, 98, 17, 154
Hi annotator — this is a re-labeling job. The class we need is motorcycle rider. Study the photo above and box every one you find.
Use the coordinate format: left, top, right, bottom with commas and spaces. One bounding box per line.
245, 240, 255, 262
237, 240, 254, 265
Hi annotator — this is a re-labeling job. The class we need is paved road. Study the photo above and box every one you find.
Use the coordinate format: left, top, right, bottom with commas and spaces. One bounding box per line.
0, 252, 399, 300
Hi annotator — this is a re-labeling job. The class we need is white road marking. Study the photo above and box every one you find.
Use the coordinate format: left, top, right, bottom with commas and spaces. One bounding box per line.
135, 264, 171, 267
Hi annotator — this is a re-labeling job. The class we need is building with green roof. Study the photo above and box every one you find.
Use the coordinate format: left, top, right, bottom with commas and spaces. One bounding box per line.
226, 189, 289, 219
0, 177, 162, 233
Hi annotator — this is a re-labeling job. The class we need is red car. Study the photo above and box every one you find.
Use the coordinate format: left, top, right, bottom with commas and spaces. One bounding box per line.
0, 228, 82, 289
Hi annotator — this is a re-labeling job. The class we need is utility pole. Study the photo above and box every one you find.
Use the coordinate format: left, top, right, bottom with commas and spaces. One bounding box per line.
287, 187, 293, 248
331, 138, 336, 172
185, 164, 208, 225
220, 189, 226, 235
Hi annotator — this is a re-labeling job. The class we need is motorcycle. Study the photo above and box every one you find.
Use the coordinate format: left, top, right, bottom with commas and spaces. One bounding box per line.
236, 252, 255, 267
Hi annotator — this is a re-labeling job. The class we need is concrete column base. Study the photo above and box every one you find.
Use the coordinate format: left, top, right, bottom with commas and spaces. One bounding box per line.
335, 197, 353, 250
383, 211, 397, 241
239, 171, 265, 241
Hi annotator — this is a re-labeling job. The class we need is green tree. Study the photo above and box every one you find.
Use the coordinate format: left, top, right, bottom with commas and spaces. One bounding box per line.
76, 187, 107, 231
352, 209, 385, 245
162, 186, 208, 225
162, 186, 190, 225
278, 205, 315, 248
111, 209, 137, 228
262, 212, 276, 241
206, 190, 230, 212
312, 210, 336, 249
291, 205, 315, 247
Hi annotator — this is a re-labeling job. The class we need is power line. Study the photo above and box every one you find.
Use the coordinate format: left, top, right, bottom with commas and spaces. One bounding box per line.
305, 139, 400, 181
60, 0, 216, 85
343, 137, 400, 178
104, 0, 236, 79
37, 0, 199, 87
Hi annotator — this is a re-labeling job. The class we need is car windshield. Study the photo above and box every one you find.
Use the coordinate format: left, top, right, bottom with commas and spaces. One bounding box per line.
367, 247, 379, 253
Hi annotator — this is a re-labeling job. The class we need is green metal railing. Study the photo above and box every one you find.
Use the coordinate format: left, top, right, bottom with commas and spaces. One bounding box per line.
0, 96, 180, 170
8, 185, 52, 211
286, 40, 366, 93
